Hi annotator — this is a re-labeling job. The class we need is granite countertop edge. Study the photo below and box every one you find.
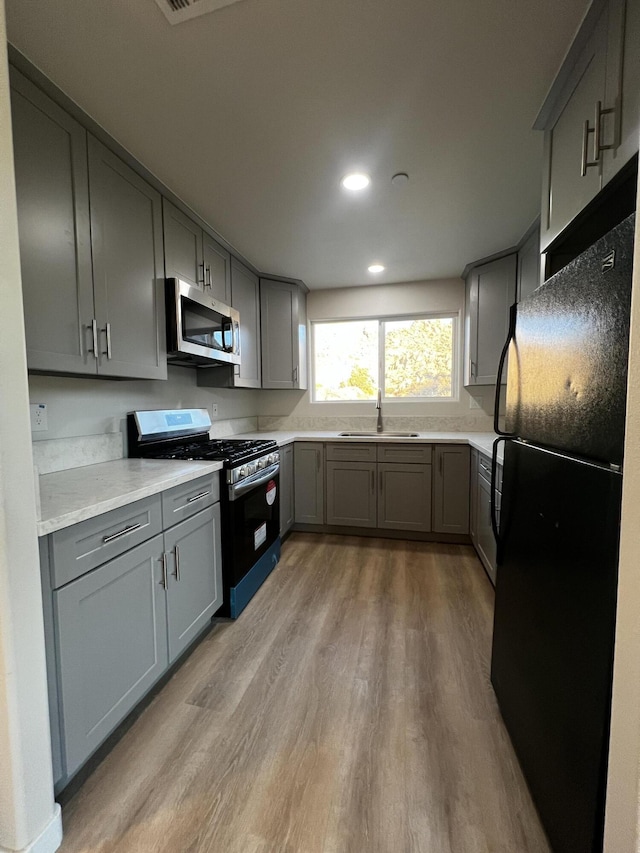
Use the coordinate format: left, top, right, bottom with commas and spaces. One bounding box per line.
37, 458, 223, 537
36, 433, 503, 536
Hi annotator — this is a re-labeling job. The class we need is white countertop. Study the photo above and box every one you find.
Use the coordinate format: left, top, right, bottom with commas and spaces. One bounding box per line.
37, 458, 223, 536
36, 432, 503, 537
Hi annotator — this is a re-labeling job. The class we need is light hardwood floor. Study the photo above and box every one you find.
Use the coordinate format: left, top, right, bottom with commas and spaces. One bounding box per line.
58, 533, 550, 853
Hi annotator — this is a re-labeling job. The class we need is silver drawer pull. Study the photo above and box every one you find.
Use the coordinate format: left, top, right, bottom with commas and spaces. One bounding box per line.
102, 522, 142, 544
186, 490, 210, 504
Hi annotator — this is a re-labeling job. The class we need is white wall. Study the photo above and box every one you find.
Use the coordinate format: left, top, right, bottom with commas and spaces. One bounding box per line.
0, 1, 61, 848
29, 368, 260, 442
257, 278, 497, 430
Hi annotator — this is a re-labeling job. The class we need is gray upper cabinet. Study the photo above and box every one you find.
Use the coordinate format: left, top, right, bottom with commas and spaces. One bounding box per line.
326, 460, 377, 528
464, 253, 516, 386
163, 199, 203, 288
10, 68, 167, 380
294, 442, 324, 524
54, 534, 168, 776
197, 258, 262, 389
516, 221, 541, 303
88, 137, 166, 380
432, 445, 470, 535
279, 443, 295, 537
10, 68, 94, 375
260, 279, 308, 389
538, 0, 638, 251
164, 503, 222, 663
163, 199, 231, 303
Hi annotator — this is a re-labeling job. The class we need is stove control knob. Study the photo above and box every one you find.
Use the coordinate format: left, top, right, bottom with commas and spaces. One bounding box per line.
257, 458, 267, 469
239, 466, 249, 479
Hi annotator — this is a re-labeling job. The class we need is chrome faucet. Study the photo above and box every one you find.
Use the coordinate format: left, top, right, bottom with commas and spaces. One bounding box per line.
376, 388, 383, 433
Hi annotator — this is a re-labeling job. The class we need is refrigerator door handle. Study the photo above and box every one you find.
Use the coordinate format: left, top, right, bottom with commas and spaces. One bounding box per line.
491, 436, 509, 562
494, 302, 518, 437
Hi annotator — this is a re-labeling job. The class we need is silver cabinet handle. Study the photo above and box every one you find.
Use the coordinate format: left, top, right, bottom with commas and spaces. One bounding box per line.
101, 322, 112, 359
371, 469, 375, 491
293, 366, 298, 384
159, 552, 168, 589
594, 99, 616, 158
199, 262, 206, 287
174, 545, 181, 581
186, 490, 211, 504
581, 118, 599, 176
468, 358, 476, 380
102, 522, 142, 544
88, 319, 99, 359
439, 452, 443, 475
206, 265, 212, 288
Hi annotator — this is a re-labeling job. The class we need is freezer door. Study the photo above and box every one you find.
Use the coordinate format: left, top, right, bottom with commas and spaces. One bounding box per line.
492, 440, 622, 853
505, 213, 634, 466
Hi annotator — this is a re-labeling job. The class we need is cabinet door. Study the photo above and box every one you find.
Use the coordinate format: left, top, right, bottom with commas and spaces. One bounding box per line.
230, 258, 261, 388
326, 461, 377, 528
432, 445, 470, 534
541, 7, 608, 249
465, 254, 516, 386
163, 199, 203, 288
88, 137, 167, 380
280, 444, 295, 537
202, 230, 231, 304
54, 534, 167, 776
260, 280, 297, 388
469, 449, 479, 544
10, 68, 95, 375
607, 0, 640, 182
294, 443, 324, 524
164, 504, 222, 663
476, 473, 497, 585
516, 222, 541, 303
378, 463, 432, 532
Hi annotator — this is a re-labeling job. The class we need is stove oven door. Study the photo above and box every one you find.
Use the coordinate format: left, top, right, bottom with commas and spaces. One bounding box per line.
224, 463, 280, 589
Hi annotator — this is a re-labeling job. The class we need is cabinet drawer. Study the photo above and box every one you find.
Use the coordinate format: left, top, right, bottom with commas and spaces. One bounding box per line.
377, 444, 432, 464
326, 442, 377, 462
478, 453, 503, 492
161, 474, 219, 528
51, 495, 162, 588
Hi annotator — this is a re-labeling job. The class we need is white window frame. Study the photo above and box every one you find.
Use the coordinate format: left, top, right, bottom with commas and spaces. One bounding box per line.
311, 312, 460, 403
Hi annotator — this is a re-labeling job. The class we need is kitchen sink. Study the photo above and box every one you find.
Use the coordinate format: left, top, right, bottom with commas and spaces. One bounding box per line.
338, 431, 419, 437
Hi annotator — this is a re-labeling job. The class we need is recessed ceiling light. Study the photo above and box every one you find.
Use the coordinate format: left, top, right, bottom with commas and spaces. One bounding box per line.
368, 264, 385, 274
341, 172, 370, 191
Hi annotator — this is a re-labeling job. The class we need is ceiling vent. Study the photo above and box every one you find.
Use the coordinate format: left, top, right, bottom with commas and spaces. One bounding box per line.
154, 0, 248, 25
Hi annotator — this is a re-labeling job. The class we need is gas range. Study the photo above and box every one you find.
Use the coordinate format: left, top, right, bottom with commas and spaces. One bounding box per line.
127, 410, 279, 486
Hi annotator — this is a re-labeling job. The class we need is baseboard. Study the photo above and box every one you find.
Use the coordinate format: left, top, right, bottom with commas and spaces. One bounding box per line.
0, 804, 62, 853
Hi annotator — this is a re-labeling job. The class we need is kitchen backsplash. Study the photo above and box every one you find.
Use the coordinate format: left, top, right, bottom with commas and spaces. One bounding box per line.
258, 413, 495, 432
33, 417, 259, 474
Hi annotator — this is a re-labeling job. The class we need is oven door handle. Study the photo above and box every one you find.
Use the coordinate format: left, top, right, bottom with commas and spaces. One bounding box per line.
229, 463, 280, 501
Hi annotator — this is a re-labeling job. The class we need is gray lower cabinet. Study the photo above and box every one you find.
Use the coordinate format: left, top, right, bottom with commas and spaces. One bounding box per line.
43, 475, 222, 788
469, 449, 479, 543
54, 534, 168, 776
280, 443, 295, 537
464, 253, 517, 386
326, 461, 377, 527
294, 443, 324, 524
10, 68, 167, 380
164, 503, 222, 662
476, 471, 497, 585
260, 278, 308, 389
432, 445, 470, 534
377, 462, 432, 532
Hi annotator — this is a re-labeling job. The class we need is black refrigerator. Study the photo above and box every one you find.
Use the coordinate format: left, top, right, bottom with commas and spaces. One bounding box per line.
490, 212, 636, 853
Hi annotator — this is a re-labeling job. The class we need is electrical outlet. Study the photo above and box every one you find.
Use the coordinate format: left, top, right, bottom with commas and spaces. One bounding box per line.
469, 396, 482, 410
30, 403, 48, 432
211, 404, 218, 417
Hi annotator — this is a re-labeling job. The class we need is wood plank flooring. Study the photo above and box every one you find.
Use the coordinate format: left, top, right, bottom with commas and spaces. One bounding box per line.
58, 533, 550, 853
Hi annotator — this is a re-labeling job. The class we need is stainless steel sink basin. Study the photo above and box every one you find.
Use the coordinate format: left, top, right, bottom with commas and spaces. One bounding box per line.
338, 431, 419, 437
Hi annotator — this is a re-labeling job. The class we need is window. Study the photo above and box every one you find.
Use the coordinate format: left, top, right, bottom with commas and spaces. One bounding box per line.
312, 315, 456, 402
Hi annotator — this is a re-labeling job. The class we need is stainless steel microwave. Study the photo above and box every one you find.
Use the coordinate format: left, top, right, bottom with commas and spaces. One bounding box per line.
166, 278, 240, 367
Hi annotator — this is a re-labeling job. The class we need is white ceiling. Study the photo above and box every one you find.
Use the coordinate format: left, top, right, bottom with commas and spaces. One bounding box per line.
5, 0, 590, 289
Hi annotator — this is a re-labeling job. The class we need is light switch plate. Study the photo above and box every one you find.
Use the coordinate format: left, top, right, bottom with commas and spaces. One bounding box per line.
211, 404, 218, 417
30, 403, 48, 431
